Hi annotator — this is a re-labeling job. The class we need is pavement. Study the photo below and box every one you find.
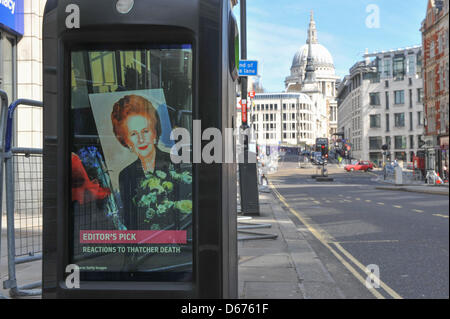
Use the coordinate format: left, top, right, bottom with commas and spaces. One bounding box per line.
375, 184, 449, 196
238, 187, 345, 299
0, 215, 42, 299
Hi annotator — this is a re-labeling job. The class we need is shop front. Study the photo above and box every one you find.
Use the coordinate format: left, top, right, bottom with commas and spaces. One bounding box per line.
0, 0, 23, 101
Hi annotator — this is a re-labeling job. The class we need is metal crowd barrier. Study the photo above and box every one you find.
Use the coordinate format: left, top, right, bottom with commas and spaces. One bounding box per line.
0, 91, 43, 298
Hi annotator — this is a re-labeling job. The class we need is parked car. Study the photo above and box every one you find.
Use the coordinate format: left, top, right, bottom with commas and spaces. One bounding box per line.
344, 161, 374, 172
311, 152, 324, 165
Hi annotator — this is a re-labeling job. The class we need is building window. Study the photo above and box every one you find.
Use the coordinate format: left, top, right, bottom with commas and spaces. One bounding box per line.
417, 88, 423, 103
386, 114, 390, 132
394, 113, 405, 127
394, 151, 407, 161
393, 55, 405, 81
409, 112, 413, 131
370, 114, 381, 128
283, 104, 286, 110
416, 51, 422, 78
385, 92, 389, 109
385, 136, 391, 149
394, 136, 407, 149
409, 89, 413, 108
430, 40, 435, 58
408, 55, 416, 76
394, 90, 404, 104
370, 92, 381, 106
409, 135, 414, 149
369, 137, 383, 150
417, 111, 422, 126
383, 59, 391, 77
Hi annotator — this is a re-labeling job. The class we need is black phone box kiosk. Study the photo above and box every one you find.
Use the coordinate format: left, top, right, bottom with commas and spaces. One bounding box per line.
42, 0, 238, 299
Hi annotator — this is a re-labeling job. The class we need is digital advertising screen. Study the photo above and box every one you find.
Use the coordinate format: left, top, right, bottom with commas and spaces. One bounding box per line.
69, 45, 193, 282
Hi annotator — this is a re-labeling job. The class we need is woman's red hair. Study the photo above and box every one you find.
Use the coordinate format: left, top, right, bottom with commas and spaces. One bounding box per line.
111, 95, 161, 148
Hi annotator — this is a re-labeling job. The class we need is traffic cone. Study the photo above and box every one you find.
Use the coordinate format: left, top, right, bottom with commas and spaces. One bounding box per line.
436, 172, 442, 184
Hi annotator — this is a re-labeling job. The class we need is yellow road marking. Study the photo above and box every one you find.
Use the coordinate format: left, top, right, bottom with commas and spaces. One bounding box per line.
269, 181, 402, 300
377, 202, 385, 205
333, 243, 403, 299
433, 214, 449, 219
355, 198, 361, 201
393, 205, 402, 209
365, 200, 372, 203
334, 240, 399, 244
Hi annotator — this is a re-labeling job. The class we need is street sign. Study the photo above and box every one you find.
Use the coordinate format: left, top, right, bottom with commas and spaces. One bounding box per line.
248, 91, 256, 99
238, 60, 258, 77
0, 0, 24, 35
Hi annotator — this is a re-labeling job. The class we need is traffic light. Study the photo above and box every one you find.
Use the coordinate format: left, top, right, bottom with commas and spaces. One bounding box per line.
321, 144, 328, 158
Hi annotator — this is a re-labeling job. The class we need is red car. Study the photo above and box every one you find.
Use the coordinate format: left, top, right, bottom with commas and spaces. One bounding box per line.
344, 161, 374, 172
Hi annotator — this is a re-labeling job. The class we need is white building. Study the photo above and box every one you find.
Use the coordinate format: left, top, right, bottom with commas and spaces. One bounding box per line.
285, 11, 339, 139
245, 93, 314, 148
337, 46, 425, 166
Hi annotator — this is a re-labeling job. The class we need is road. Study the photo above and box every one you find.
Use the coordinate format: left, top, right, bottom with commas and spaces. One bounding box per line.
269, 155, 449, 299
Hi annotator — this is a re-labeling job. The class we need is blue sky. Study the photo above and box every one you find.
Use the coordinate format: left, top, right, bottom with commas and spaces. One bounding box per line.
233, 0, 427, 92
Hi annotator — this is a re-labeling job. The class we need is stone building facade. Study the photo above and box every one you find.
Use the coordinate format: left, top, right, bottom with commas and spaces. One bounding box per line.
421, 0, 449, 179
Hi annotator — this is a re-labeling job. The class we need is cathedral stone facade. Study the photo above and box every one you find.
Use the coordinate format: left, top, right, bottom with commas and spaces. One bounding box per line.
284, 11, 339, 140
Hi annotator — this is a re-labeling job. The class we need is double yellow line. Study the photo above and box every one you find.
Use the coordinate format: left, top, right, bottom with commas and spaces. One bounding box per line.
269, 181, 402, 299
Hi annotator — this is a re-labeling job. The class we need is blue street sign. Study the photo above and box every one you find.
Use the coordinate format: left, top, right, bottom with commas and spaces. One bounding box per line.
238, 60, 258, 77
0, 0, 24, 35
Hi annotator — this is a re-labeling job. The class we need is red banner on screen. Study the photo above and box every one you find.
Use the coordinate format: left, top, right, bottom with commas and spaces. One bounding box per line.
80, 230, 187, 244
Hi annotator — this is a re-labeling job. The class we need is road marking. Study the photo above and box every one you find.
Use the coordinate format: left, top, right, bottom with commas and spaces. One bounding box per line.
343, 199, 352, 203
412, 209, 424, 213
377, 202, 385, 205
269, 181, 402, 300
333, 243, 403, 300
433, 214, 449, 219
355, 198, 361, 201
365, 200, 372, 203
334, 240, 399, 244
393, 205, 402, 209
